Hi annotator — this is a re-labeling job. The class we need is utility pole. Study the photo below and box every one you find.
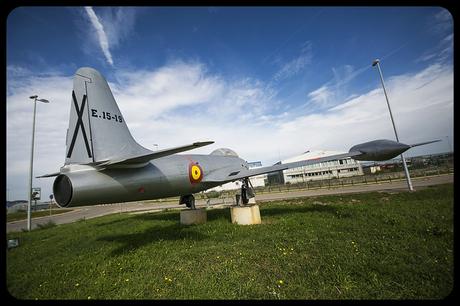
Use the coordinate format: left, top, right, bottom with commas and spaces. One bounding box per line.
372, 59, 414, 191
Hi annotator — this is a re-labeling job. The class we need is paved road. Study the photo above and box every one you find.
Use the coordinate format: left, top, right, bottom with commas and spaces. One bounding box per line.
7, 173, 453, 233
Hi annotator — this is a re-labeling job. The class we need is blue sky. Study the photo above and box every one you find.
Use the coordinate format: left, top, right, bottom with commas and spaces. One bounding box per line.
7, 6, 453, 200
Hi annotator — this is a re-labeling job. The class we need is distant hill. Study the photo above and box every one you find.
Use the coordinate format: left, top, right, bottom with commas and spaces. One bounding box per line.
6, 200, 27, 208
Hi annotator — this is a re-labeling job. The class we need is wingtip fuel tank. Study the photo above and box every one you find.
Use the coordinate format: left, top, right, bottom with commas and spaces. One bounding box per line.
350, 139, 412, 161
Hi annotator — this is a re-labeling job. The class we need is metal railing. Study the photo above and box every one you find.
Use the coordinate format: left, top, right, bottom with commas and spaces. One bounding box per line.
202, 167, 453, 199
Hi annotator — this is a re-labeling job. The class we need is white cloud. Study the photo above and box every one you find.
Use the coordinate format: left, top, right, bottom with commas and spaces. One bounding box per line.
307, 85, 332, 107
7, 73, 72, 200
332, 65, 355, 87
97, 7, 137, 48
6, 62, 453, 201
432, 9, 453, 34
111, 61, 223, 119
84, 7, 114, 66
273, 41, 312, 82
110, 60, 276, 150
415, 33, 453, 64
305, 64, 371, 111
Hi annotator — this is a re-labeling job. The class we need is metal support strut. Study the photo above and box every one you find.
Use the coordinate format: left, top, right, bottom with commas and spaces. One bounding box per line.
240, 177, 255, 206
179, 194, 196, 210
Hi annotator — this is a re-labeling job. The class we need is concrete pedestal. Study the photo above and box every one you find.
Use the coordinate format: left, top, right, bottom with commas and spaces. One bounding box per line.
230, 205, 261, 225
180, 209, 207, 225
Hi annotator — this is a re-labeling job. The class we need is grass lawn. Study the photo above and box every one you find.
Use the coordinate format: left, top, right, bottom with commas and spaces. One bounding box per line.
6, 183, 453, 300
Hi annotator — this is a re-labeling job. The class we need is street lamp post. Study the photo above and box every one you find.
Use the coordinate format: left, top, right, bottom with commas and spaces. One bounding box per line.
372, 59, 414, 191
445, 135, 452, 153
27, 95, 50, 231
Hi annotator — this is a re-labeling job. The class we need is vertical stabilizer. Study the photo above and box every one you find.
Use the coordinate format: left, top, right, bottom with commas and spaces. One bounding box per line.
65, 67, 151, 165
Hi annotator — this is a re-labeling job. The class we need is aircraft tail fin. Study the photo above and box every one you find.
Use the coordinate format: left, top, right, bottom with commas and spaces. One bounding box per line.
65, 67, 151, 165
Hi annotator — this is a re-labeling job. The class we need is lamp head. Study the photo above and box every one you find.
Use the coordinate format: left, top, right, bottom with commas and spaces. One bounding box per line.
372, 59, 380, 67
29, 95, 38, 99
37, 99, 49, 103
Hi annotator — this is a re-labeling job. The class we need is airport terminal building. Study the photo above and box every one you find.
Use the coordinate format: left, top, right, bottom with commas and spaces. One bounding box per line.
269, 150, 363, 185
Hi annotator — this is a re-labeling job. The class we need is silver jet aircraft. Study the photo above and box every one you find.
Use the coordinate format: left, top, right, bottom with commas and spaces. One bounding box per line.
39, 67, 439, 209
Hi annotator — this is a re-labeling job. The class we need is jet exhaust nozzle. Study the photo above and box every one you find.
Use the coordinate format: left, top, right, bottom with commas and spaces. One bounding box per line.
53, 174, 73, 207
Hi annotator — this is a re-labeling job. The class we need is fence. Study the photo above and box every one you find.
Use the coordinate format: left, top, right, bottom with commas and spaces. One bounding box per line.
199, 167, 453, 199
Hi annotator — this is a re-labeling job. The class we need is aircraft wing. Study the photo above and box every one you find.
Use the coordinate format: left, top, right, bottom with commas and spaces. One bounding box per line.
37, 141, 215, 176
203, 151, 363, 183
95, 141, 214, 169
203, 138, 441, 184
408, 139, 441, 148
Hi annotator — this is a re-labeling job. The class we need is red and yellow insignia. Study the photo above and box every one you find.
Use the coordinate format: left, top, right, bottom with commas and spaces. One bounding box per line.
189, 162, 203, 184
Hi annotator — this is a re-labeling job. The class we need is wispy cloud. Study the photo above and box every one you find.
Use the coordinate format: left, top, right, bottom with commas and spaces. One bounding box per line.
282, 63, 453, 151
84, 6, 114, 66
304, 64, 370, 112
307, 85, 332, 107
415, 33, 453, 64
97, 7, 137, 48
432, 9, 453, 34
272, 41, 313, 82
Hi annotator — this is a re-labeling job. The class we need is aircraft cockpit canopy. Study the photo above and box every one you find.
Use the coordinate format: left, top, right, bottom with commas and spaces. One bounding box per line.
210, 148, 239, 157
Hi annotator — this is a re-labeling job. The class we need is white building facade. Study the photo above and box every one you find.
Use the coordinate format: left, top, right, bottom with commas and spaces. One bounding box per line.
282, 150, 363, 184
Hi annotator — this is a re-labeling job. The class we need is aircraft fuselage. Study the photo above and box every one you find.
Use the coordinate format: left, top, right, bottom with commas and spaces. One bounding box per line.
53, 154, 248, 207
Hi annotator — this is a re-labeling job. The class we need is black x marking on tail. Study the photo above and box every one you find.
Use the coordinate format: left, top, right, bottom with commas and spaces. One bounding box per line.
66, 90, 92, 158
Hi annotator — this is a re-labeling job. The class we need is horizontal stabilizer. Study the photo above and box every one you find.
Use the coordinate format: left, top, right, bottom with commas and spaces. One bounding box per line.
36, 172, 61, 178
96, 141, 214, 168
